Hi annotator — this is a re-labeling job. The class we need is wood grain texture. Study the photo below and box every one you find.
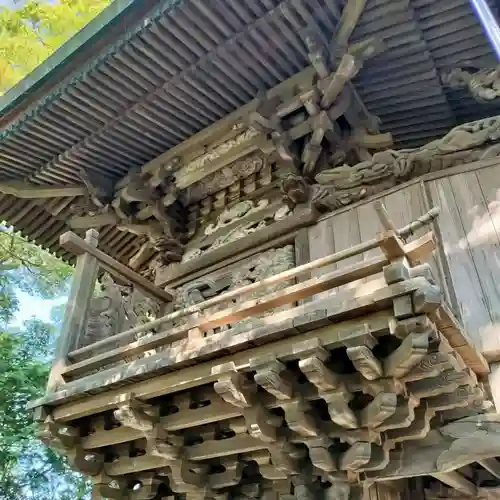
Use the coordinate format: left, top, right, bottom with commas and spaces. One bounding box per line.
474, 165, 500, 359
308, 217, 337, 299
427, 177, 492, 351
357, 200, 385, 292
332, 208, 363, 294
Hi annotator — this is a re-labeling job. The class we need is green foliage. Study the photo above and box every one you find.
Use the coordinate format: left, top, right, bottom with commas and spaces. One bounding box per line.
0, 234, 87, 498
0, 0, 111, 93
0, 227, 72, 323
0, 321, 90, 499
0, 0, 111, 496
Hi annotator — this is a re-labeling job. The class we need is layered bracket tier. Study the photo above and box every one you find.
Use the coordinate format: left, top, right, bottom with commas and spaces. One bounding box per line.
28, 202, 497, 500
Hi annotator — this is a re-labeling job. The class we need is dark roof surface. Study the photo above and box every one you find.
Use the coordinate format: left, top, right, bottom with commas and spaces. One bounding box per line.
1, 0, 499, 263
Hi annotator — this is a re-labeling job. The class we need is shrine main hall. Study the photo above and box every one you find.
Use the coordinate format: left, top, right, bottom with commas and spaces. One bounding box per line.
3, 0, 500, 499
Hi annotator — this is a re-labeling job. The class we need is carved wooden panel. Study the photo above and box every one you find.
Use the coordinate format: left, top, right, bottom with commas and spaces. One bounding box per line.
78, 274, 162, 358
164, 245, 296, 338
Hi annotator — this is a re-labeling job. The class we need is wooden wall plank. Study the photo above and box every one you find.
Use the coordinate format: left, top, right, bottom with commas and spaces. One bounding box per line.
451, 169, 500, 358
422, 180, 459, 316
331, 208, 363, 294
294, 228, 312, 306
427, 177, 492, 350
357, 200, 384, 292
308, 218, 337, 299
302, 162, 500, 359
477, 164, 500, 241
404, 184, 439, 282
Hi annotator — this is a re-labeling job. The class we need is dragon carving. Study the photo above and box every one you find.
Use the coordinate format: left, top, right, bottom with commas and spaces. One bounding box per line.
282, 116, 500, 212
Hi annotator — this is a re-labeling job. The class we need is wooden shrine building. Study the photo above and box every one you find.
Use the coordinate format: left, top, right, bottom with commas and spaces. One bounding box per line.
3, 0, 500, 498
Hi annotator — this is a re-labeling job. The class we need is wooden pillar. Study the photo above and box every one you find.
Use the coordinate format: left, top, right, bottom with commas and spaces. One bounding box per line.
47, 229, 99, 392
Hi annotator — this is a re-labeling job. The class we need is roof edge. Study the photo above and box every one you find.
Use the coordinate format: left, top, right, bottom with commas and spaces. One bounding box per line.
0, 0, 153, 126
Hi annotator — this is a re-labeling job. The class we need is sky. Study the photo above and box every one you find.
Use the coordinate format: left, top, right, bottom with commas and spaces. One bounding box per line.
13, 291, 65, 326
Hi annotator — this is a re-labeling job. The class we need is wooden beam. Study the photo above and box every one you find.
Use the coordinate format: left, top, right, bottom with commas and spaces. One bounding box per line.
47, 229, 99, 393
68, 213, 119, 229
430, 304, 489, 377
70, 228, 435, 361
478, 459, 500, 480
335, 0, 368, 51
59, 231, 174, 302
0, 182, 86, 199
431, 472, 477, 497
32, 311, 391, 419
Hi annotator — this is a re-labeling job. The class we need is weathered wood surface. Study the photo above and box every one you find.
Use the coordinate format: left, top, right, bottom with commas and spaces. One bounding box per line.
297, 161, 500, 367
426, 164, 500, 360
60, 231, 174, 302
47, 229, 99, 392
62, 255, 389, 378
38, 334, 494, 498
47, 310, 391, 421
29, 200, 487, 425
0, 183, 87, 198
62, 233, 436, 379
309, 184, 441, 296
69, 215, 436, 364
34, 198, 494, 500
34, 278, 419, 408
32, 278, 487, 423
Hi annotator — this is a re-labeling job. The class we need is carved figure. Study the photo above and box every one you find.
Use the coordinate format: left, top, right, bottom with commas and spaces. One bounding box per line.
116, 202, 185, 266
81, 273, 127, 350
187, 154, 266, 203
181, 201, 290, 263
280, 174, 311, 208
205, 200, 269, 235
282, 116, 500, 212
180, 128, 260, 182
442, 66, 500, 103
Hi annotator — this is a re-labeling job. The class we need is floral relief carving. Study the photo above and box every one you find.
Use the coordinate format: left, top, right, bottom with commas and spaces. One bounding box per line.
181, 200, 291, 263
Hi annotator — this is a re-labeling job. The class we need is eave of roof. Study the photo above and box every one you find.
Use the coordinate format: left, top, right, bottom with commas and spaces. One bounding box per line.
1, 0, 499, 267
0, 0, 174, 127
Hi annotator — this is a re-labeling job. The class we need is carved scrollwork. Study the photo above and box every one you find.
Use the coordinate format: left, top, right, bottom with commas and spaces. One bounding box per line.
282, 115, 500, 213
182, 200, 291, 263
113, 394, 159, 432
442, 66, 500, 103
187, 154, 267, 203
38, 415, 104, 477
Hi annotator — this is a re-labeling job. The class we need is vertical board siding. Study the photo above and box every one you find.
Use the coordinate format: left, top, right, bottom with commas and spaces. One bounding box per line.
357, 200, 385, 292
428, 165, 500, 356
307, 217, 337, 300
332, 209, 363, 294
304, 184, 438, 306
303, 162, 500, 358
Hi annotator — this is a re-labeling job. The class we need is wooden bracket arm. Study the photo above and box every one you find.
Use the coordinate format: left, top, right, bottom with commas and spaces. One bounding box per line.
59, 231, 174, 302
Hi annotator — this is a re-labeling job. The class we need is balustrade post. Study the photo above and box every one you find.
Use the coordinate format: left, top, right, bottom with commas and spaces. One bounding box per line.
47, 229, 99, 392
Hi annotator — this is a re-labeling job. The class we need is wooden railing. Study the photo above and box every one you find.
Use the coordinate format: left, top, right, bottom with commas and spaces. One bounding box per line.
47, 229, 174, 392
37, 202, 488, 409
